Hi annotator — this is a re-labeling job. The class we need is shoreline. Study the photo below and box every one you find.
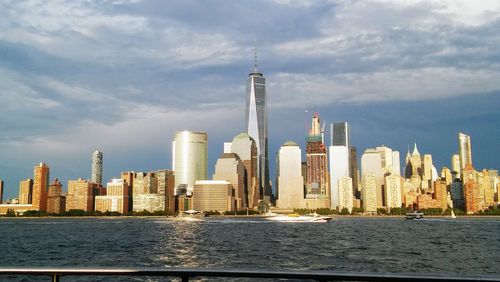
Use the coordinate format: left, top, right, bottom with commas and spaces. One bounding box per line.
1, 215, 499, 219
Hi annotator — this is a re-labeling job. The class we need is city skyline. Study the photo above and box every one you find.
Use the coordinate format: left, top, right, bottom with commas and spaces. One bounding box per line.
1, 1, 500, 198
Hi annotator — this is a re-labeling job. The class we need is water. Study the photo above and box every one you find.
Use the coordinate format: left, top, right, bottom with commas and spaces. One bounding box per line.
0, 217, 499, 281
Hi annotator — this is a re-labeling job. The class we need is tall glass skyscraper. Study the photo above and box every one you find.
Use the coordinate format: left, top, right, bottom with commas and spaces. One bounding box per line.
246, 64, 271, 200
458, 132, 472, 169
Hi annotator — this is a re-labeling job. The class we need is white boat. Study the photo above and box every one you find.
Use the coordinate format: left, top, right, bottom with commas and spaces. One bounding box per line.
265, 213, 333, 222
405, 211, 424, 220
450, 210, 456, 219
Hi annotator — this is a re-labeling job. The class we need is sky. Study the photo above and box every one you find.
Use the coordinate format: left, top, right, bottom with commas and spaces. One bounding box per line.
1, 0, 500, 199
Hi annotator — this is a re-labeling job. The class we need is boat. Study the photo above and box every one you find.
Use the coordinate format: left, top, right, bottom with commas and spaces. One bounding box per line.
265, 212, 333, 222
405, 211, 424, 220
450, 209, 456, 219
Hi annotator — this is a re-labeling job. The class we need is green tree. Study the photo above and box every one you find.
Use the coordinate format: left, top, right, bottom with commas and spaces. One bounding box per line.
339, 208, 350, 215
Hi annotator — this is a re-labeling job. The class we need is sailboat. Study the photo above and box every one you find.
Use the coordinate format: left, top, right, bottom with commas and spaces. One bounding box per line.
450, 209, 456, 219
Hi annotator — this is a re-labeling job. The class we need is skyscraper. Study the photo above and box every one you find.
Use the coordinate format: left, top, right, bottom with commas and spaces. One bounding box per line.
458, 132, 472, 169
213, 153, 246, 209
230, 133, 259, 208
329, 122, 351, 210
245, 59, 270, 200
19, 179, 33, 205
172, 131, 208, 196
91, 150, 103, 186
32, 162, 49, 211
305, 113, 329, 199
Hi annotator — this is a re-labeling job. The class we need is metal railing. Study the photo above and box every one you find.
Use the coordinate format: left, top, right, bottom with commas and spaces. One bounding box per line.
0, 267, 499, 282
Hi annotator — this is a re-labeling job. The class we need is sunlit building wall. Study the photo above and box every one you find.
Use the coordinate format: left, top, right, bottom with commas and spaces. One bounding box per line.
32, 162, 49, 211
276, 141, 304, 209
173, 131, 208, 196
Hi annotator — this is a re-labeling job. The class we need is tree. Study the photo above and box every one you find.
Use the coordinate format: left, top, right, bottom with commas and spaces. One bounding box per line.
339, 208, 350, 215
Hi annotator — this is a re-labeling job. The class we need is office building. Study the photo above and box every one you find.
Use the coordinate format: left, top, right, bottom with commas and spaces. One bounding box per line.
213, 153, 246, 209
32, 162, 49, 211
91, 150, 103, 186
350, 147, 359, 195
66, 178, 94, 212
329, 122, 351, 210
230, 133, 259, 208
458, 132, 472, 170
47, 178, 66, 214
19, 179, 33, 205
172, 131, 208, 195
192, 180, 235, 212
276, 141, 304, 209
95, 178, 129, 214
245, 60, 271, 200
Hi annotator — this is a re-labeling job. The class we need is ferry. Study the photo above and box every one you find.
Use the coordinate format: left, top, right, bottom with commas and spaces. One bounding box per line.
405, 211, 424, 220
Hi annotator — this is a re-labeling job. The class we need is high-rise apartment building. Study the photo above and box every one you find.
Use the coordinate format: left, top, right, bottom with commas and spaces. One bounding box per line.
458, 132, 472, 170
172, 131, 208, 196
19, 178, 33, 205
349, 147, 359, 195
95, 179, 129, 214
305, 113, 329, 199
329, 122, 351, 210
91, 150, 103, 186
47, 178, 66, 213
213, 153, 246, 209
361, 173, 377, 213
230, 133, 259, 208
338, 176, 353, 212
361, 149, 384, 207
384, 175, 402, 209
66, 178, 94, 212
32, 162, 49, 211
276, 141, 304, 209
245, 63, 271, 200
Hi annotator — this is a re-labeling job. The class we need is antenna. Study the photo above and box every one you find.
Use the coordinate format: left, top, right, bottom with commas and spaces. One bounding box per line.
253, 39, 258, 73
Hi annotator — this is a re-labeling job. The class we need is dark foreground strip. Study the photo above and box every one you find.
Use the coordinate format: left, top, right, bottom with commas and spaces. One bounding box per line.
0, 267, 498, 282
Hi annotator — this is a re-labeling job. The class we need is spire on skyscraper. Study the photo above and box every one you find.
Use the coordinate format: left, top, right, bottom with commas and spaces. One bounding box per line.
412, 142, 420, 156
253, 40, 258, 73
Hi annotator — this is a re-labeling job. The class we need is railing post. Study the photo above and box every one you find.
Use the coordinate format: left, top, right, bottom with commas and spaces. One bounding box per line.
181, 275, 189, 282
52, 274, 60, 282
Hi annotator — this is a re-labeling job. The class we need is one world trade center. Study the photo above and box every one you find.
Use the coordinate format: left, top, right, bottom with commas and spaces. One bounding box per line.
245, 59, 271, 201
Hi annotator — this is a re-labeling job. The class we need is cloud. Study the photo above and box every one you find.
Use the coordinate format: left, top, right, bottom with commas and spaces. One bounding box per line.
269, 67, 500, 108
